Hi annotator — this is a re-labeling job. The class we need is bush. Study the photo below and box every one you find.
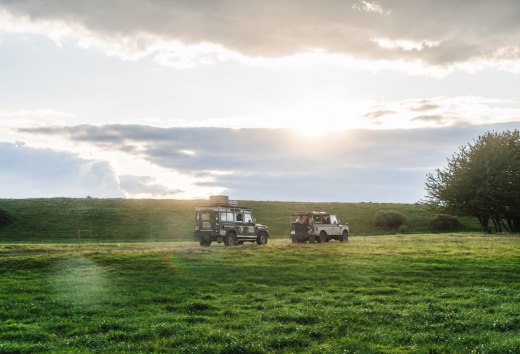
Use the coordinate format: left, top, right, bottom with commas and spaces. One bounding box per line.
398, 224, 411, 234
374, 210, 407, 228
430, 214, 462, 232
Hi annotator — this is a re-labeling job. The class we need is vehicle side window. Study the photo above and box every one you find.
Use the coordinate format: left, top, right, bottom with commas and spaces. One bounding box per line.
244, 213, 253, 223
220, 212, 236, 221
314, 215, 322, 223
323, 215, 331, 224
330, 215, 338, 224
201, 212, 213, 221
237, 213, 243, 222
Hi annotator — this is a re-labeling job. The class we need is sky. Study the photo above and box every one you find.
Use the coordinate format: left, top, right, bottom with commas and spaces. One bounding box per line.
1, 0, 520, 202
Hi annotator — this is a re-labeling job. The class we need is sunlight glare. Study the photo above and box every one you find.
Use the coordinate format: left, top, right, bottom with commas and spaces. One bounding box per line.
284, 99, 369, 137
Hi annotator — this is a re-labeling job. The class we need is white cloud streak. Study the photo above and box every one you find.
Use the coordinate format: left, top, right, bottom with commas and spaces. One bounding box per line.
353, 1, 389, 15
0, 142, 125, 198
2, 1, 520, 73
360, 96, 520, 129
11, 122, 520, 202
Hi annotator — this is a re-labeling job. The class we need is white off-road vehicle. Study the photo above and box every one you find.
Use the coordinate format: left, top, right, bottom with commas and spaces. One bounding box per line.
290, 211, 349, 243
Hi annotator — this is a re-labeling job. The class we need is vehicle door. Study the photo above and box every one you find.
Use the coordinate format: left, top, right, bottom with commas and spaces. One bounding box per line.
313, 214, 322, 234
330, 214, 340, 235
322, 214, 333, 235
234, 209, 245, 236
242, 212, 256, 237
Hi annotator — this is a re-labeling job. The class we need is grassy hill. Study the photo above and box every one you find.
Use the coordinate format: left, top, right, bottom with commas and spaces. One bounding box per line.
0, 198, 482, 242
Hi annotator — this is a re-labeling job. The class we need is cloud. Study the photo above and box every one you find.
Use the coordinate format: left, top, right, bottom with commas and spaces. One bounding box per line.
0, 142, 124, 198
353, 1, 389, 15
18, 122, 520, 202
11, 94, 520, 201
410, 102, 440, 112
411, 115, 445, 123
201, 168, 428, 203
363, 110, 397, 119
118, 175, 183, 197
0, 140, 188, 198
360, 96, 520, 128
2, 1, 520, 70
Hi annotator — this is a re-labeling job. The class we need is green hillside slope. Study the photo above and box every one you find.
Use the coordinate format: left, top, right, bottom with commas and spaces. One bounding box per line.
0, 198, 482, 242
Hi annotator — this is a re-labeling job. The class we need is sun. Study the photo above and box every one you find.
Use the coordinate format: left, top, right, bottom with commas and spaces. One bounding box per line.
291, 123, 340, 137
287, 110, 364, 137
278, 98, 368, 137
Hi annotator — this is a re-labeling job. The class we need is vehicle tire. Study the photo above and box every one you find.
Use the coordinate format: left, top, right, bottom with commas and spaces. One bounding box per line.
318, 231, 327, 243
199, 240, 211, 247
224, 232, 237, 246
309, 235, 316, 243
256, 232, 268, 245
341, 230, 349, 242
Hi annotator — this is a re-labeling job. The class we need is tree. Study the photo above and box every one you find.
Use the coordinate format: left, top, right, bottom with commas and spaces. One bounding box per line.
425, 130, 520, 233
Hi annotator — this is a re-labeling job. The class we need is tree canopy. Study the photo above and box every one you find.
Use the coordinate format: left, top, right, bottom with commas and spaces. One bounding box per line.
425, 130, 520, 233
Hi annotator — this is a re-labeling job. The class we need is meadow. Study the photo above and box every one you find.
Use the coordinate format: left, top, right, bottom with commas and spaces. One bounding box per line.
1, 235, 519, 353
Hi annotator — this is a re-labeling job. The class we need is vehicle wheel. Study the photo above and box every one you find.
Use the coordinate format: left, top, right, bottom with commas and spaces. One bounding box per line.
256, 232, 268, 245
309, 235, 316, 243
318, 231, 327, 243
199, 240, 211, 247
224, 232, 236, 246
341, 230, 349, 243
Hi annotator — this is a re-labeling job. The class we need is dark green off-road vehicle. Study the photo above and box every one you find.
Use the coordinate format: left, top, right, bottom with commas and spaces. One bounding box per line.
194, 196, 269, 247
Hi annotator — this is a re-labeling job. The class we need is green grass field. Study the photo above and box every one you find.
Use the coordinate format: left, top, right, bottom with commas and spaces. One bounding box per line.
1, 234, 519, 353
0, 198, 482, 242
